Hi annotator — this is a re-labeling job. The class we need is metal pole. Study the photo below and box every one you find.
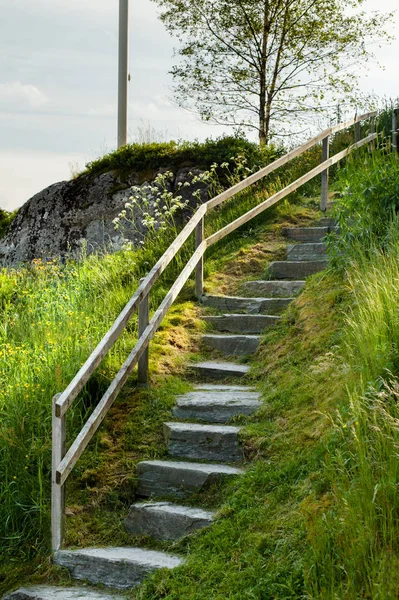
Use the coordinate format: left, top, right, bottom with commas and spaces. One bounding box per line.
118, 0, 129, 148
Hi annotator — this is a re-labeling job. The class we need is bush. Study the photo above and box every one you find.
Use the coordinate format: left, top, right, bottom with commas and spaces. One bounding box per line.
84, 136, 285, 178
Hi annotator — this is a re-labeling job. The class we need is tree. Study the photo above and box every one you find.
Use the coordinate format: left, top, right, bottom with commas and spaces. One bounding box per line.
152, 0, 392, 144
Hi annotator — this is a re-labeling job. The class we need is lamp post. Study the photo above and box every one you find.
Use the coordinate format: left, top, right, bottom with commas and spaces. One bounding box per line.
118, 0, 129, 148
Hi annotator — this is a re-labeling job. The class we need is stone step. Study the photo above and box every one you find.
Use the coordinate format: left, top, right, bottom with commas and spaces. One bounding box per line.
282, 226, 330, 242
202, 334, 259, 356
286, 243, 327, 261
54, 547, 183, 590
203, 314, 279, 334
164, 422, 243, 462
3, 587, 126, 600
200, 295, 293, 315
267, 260, 327, 279
240, 280, 305, 298
125, 502, 214, 541
173, 389, 261, 423
189, 361, 250, 379
136, 459, 243, 498
194, 383, 254, 391
317, 217, 335, 227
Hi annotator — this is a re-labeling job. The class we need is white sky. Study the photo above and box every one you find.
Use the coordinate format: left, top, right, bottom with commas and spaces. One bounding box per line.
0, 0, 397, 211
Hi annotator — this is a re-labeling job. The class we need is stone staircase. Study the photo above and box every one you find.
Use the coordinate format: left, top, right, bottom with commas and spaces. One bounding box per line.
4, 219, 333, 599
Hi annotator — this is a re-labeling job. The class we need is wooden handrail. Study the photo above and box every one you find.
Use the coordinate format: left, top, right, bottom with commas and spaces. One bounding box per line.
51, 110, 377, 551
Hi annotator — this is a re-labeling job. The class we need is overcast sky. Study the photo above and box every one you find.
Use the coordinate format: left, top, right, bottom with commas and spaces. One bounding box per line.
0, 0, 397, 211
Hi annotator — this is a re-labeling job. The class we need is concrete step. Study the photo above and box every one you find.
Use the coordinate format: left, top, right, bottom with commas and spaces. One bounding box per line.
282, 226, 330, 242
240, 280, 305, 298
189, 361, 250, 379
200, 295, 293, 315
286, 243, 327, 261
3, 587, 125, 600
203, 314, 279, 334
54, 547, 183, 590
136, 459, 243, 498
125, 502, 214, 541
202, 334, 259, 356
164, 422, 243, 462
268, 260, 327, 279
173, 389, 261, 423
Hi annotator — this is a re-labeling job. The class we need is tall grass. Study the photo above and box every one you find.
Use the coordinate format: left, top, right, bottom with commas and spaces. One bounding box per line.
307, 152, 399, 597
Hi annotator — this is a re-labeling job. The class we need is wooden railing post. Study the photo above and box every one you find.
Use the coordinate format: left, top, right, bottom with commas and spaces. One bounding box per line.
138, 279, 149, 385
355, 120, 361, 143
320, 135, 330, 212
195, 217, 204, 298
51, 393, 65, 552
392, 109, 398, 153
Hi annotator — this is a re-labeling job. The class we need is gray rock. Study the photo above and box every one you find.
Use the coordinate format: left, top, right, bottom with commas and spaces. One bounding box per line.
136, 459, 243, 498
0, 167, 209, 266
286, 243, 327, 261
54, 547, 183, 590
202, 334, 260, 356
282, 226, 330, 242
200, 295, 292, 315
189, 361, 250, 379
125, 502, 214, 540
3, 586, 125, 599
317, 217, 335, 227
203, 314, 279, 334
240, 280, 305, 298
164, 422, 243, 462
267, 260, 327, 279
173, 390, 260, 423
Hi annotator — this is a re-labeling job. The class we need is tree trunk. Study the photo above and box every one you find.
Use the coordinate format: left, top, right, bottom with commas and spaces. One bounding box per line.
259, 0, 269, 146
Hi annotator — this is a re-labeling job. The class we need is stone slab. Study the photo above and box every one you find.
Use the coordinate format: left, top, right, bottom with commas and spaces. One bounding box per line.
173, 390, 260, 423
282, 227, 331, 242
194, 384, 254, 391
164, 422, 243, 462
125, 502, 214, 540
189, 361, 250, 379
54, 547, 183, 590
286, 243, 327, 261
202, 334, 260, 356
3, 586, 125, 599
203, 314, 279, 334
240, 280, 305, 298
200, 295, 293, 315
136, 459, 243, 498
267, 260, 327, 279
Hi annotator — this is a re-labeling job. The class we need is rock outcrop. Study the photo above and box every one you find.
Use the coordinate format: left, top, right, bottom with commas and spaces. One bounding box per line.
0, 167, 207, 266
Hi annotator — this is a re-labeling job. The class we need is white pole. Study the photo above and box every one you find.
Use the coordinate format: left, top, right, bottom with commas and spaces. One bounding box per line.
118, 0, 129, 148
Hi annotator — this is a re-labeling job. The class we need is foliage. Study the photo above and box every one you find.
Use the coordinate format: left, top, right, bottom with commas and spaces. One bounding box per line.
151, 0, 392, 144
84, 136, 282, 177
0, 208, 17, 239
326, 145, 399, 268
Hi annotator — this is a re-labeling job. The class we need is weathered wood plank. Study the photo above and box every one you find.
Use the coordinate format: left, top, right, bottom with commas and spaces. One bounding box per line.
320, 135, 330, 212
51, 393, 65, 551
137, 286, 149, 385
206, 133, 377, 247
195, 217, 204, 298
56, 241, 208, 486
55, 203, 208, 417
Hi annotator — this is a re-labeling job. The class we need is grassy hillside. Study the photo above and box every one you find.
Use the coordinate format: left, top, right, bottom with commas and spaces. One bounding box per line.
2, 133, 399, 598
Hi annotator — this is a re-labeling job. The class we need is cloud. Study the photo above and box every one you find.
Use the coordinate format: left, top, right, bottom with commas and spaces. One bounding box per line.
0, 81, 49, 110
